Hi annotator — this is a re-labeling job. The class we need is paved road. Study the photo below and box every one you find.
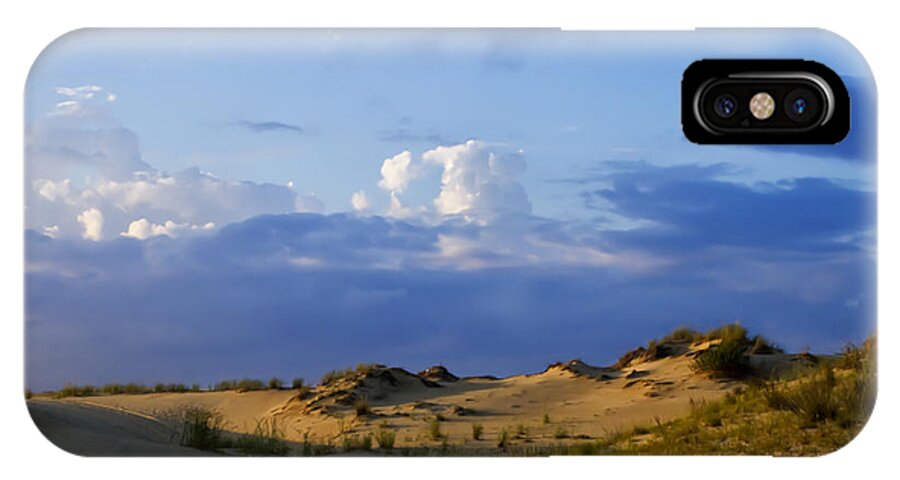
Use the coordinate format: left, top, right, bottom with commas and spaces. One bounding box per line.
27, 400, 214, 456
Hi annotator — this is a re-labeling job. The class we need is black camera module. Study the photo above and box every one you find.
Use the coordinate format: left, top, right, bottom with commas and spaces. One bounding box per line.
683, 60, 848, 144
783, 88, 820, 123
713, 93, 738, 118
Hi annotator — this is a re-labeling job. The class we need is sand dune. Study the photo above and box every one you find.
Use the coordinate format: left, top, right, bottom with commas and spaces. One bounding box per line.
28, 400, 212, 456
35, 338, 808, 454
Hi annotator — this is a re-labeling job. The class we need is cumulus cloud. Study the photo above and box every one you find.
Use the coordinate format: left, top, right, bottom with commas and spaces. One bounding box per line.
378, 150, 417, 193
121, 218, 215, 240
76, 208, 104, 241
423, 140, 531, 218
47, 168, 296, 229
351, 190, 370, 212
374, 140, 532, 222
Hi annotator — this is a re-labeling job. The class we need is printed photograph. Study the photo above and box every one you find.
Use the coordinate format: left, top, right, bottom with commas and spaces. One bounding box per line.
24, 29, 876, 456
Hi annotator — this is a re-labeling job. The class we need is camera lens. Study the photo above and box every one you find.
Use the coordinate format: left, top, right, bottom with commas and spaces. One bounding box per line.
784, 88, 819, 123
713, 94, 738, 118
791, 98, 808, 115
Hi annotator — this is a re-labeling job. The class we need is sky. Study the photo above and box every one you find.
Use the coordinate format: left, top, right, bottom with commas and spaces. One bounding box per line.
24, 29, 876, 391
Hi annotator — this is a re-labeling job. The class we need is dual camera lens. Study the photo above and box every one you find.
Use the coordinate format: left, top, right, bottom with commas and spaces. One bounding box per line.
712, 89, 817, 123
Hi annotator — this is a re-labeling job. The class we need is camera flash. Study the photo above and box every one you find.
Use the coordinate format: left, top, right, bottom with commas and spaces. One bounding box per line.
749, 92, 775, 120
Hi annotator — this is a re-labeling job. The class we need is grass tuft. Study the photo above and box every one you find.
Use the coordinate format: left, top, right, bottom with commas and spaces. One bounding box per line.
497, 428, 510, 449
471, 422, 484, 440
342, 434, 373, 452
235, 417, 289, 455
374, 426, 396, 451
428, 417, 444, 441
354, 396, 371, 417
180, 407, 227, 451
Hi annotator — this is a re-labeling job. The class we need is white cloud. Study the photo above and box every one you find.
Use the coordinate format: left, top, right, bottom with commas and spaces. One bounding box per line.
373, 140, 532, 222
386, 192, 419, 219
76, 208, 104, 241
351, 190, 370, 212
121, 218, 215, 240
55, 85, 103, 99
422, 140, 531, 218
42, 225, 60, 238
29, 168, 302, 240
378, 151, 417, 193
50, 85, 117, 117
34, 179, 71, 202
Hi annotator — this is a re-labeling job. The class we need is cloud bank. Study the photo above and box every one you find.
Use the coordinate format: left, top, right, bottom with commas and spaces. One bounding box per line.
25, 166, 875, 390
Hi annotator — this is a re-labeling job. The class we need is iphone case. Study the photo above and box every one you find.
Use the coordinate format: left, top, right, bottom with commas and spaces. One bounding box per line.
24, 29, 876, 456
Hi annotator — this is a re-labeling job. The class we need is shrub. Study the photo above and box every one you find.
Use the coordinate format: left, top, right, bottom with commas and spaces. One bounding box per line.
115, 384, 145, 394
213, 378, 266, 391
662, 327, 702, 344
836, 338, 875, 371
25, 389, 33, 400
180, 407, 226, 451
704, 322, 748, 344
237, 379, 266, 391
191, 383, 202, 392
691, 339, 751, 378
554, 426, 569, 439
54, 384, 98, 398
471, 423, 484, 440
428, 418, 444, 441
356, 363, 379, 375
320, 368, 354, 386
613, 347, 647, 370
747, 335, 782, 354
268, 377, 283, 390
542, 414, 551, 425
291, 378, 305, 390
375, 427, 396, 451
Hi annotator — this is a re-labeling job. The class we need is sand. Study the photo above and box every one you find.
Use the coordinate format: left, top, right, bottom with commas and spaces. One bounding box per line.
33, 340, 777, 454
28, 400, 213, 456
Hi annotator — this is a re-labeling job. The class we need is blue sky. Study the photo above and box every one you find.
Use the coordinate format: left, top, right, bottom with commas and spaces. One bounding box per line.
24, 30, 876, 390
